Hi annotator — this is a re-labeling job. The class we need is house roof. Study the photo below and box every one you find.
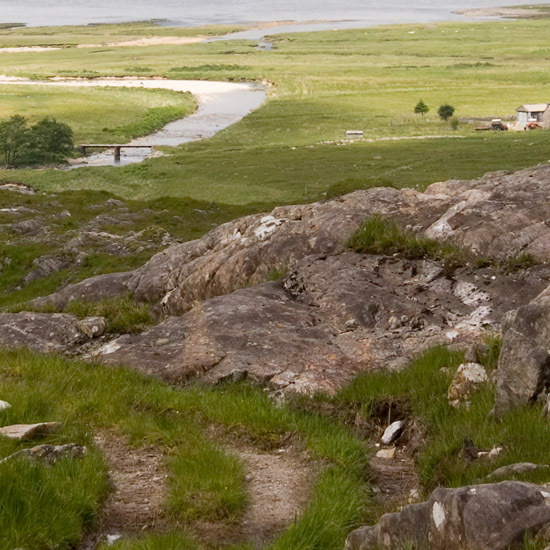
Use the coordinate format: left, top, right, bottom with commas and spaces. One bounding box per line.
517, 103, 550, 113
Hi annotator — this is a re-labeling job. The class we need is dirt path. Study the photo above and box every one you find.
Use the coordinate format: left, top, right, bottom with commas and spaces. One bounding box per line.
81, 433, 313, 549
369, 455, 420, 512
187, 442, 314, 548
79, 432, 169, 549
237, 445, 312, 544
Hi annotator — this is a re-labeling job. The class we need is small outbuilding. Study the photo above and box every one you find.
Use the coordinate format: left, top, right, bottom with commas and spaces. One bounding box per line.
516, 103, 550, 129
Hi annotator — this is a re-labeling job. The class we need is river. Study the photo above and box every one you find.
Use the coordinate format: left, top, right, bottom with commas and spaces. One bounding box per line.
0, 78, 266, 167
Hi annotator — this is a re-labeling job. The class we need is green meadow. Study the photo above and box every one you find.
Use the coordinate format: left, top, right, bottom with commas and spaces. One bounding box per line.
0, 17, 550, 203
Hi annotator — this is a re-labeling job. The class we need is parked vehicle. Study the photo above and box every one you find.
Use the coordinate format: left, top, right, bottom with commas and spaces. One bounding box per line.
491, 119, 508, 131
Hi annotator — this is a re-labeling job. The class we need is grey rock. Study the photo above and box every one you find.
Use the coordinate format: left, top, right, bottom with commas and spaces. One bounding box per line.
76, 316, 106, 339
346, 481, 550, 550
0, 312, 83, 353
24, 255, 69, 285
493, 284, 550, 417
33, 164, 550, 319
0, 443, 87, 464
0, 422, 61, 440
30, 272, 134, 310
11, 218, 44, 235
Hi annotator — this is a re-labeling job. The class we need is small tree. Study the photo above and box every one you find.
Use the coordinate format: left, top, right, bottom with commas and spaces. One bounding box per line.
438, 104, 455, 121
0, 115, 30, 166
414, 99, 429, 117
29, 117, 74, 164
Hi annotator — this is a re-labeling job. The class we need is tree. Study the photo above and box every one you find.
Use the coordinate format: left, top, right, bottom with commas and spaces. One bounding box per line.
29, 117, 74, 164
0, 115, 74, 166
0, 115, 30, 166
414, 99, 429, 117
438, 104, 455, 121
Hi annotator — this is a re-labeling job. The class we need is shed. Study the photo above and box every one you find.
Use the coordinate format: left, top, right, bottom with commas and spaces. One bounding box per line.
516, 103, 550, 129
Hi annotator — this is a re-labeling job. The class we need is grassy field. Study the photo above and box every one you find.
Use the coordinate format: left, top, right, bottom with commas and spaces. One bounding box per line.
2, 13, 550, 550
0, 17, 550, 202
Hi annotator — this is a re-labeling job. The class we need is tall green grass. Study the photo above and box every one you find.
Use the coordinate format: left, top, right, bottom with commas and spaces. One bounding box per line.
0, 349, 369, 549
339, 345, 550, 490
65, 294, 152, 334
0, 450, 108, 549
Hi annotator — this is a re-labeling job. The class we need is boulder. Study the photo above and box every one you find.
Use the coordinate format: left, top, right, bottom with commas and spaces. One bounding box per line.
493, 284, 550, 417
346, 481, 550, 550
447, 362, 488, 407
487, 463, 549, 480
29, 272, 134, 310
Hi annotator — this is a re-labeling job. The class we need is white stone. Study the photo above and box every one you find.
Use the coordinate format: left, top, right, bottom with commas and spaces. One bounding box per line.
0, 400, 11, 411
381, 421, 405, 445
489, 446, 503, 458
107, 534, 122, 545
432, 501, 446, 531
448, 362, 488, 407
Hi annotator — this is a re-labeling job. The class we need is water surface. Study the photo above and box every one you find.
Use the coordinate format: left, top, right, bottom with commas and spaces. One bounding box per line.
1, 0, 548, 28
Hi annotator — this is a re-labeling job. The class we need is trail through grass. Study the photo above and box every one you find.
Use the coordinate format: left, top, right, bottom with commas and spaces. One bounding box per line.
0, 349, 368, 550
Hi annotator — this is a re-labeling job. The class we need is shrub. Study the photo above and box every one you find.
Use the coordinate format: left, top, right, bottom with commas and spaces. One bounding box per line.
438, 104, 455, 121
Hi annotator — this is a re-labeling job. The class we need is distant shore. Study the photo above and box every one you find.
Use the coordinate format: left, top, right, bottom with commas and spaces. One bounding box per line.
454, 6, 550, 18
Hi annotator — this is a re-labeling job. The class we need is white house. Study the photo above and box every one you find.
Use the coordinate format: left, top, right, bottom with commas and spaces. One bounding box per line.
516, 103, 550, 129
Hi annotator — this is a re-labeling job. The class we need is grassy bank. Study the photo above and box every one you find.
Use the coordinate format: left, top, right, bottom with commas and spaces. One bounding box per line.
0, 85, 196, 143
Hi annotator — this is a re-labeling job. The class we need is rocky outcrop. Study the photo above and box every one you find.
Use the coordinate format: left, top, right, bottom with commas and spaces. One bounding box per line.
32, 165, 550, 318
3, 165, 550, 394
493, 284, 550, 417
346, 481, 550, 550
90, 255, 549, 394
424, 165, 550, 260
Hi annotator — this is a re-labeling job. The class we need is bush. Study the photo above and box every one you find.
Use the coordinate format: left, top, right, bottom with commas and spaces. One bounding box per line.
438, 104, 455, 121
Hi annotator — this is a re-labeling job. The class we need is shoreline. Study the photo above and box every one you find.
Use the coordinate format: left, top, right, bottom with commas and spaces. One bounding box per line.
454, 6, 549, 18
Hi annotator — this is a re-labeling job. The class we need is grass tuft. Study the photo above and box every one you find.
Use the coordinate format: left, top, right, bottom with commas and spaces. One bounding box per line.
65, 294, 152, 334
347, 215, 464, 269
